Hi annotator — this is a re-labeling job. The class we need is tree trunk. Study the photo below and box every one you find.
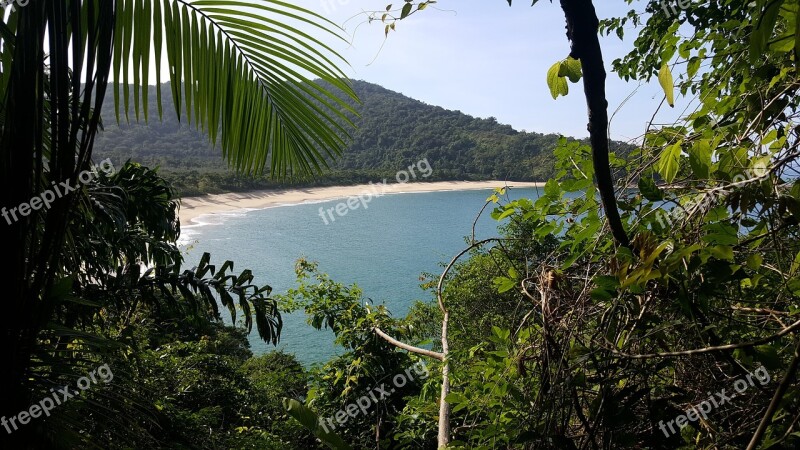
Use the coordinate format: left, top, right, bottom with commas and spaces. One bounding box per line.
559, 0, 630, 249
437, 310, 451, 448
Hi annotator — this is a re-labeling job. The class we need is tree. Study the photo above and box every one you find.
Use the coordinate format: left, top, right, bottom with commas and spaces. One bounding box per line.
330, 0, 800, 447
0, 1, 356, 447
370, 0, 631, 445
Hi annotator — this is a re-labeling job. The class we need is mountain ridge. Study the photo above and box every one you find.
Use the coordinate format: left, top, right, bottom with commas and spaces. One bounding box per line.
93, 80, 600, 195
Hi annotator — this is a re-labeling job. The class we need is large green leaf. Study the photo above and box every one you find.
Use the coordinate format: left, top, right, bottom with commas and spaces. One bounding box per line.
558, 56, 582, 83
113, 0, 359, 178
283, 398, 353, 450
638, 176, 663, 201
658, 63, 674, 107
656, 141, 682, 183
547, 61, 569, 99
750, 0, 785, 62
687, 139, 712, 179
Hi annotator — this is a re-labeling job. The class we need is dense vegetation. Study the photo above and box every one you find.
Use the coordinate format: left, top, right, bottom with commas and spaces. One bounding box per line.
4, 0, 800, 449
280, 1, 800, 449
93, 80, 616, 196
0, 1, 352, 449
85, 301, 316, 449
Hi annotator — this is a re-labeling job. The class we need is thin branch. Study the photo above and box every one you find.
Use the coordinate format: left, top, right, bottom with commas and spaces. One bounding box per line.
434, 237, 502, 448
604, 318, 800, 359
372, 327, 444, 361
746, 338, 800, 450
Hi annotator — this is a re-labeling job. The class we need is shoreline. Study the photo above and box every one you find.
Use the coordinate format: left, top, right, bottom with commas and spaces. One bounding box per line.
179, 180, 545, 225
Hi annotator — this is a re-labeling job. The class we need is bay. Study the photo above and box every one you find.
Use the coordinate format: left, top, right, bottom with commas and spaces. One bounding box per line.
181, 187, 543, 366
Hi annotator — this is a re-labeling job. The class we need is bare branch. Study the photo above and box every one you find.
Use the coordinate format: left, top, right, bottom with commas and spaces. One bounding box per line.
605, 318, 800, 359
372, 327, 444, 361
747, 339, 800, 450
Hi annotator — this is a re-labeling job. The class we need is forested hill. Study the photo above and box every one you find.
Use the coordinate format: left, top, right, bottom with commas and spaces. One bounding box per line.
93, 80, 604, 195
327, 80, 563, 180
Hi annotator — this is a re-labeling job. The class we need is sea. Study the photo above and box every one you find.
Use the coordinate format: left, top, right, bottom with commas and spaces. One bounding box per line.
180, 187, 544, 366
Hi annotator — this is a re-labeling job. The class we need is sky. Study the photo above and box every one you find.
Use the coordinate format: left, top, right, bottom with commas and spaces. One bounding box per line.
288, 0, 687, 143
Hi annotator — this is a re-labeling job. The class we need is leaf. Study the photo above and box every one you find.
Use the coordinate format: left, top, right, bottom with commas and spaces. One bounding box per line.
113, 0, 360, 178
746, 254, 763, 270
493, 276, 517, 293
702, 222, 740, 246
687, 139, 712, 179
658, 63, 675, 107
796, 2, 800, 63
792, 250, 800, 274
558, 57, 582, 83
547, 61, 569, 99
687, 56, 700, 78
750, 0, 784, 63
709, 245, 734, 261
445, 392, 468, 404
638, 177, 663, 201
656, 141, 682, 183
401, 2, 413, 19
283, 399, 353, 450
544, 179, 561, 197
590, 288, 614, 301
496, 207, 515, 220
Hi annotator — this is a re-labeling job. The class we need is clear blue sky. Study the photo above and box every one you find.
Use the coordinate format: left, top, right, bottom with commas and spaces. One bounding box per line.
292, 0, 685, 143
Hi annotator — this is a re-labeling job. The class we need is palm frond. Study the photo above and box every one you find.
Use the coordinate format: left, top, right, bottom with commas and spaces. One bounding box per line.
113, 0, 359, 178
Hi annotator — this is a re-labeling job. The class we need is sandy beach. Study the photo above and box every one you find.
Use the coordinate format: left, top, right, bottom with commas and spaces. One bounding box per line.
179, 180, 545, 225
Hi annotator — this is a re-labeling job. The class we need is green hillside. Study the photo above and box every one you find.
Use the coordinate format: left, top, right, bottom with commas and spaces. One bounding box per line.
93, 80, 596, 196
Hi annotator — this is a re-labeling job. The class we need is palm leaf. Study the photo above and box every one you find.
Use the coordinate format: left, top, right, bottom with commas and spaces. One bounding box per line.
113, 0, 359, 178
283, 398, 353, 450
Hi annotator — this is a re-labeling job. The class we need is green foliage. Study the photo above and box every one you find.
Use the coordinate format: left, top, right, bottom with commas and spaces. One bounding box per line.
17, 162, 291, 448
110, 0, 358, 178
9, 0, 800, 448
279, 260, 437, 449
435, 223, 559, 350
290, 2, 800, 448
443, 327, 536, 449
547, 56, 583, 99
283, 399, 352, 450
371, 1, 438, 36
101, 305, 318, 449
1, 1, 358, 447
657, 62, 675, 107
431, 1, 800, 447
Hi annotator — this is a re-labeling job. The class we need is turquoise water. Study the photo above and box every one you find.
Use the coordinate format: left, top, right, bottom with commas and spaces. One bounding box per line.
181, 187, 543, 366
